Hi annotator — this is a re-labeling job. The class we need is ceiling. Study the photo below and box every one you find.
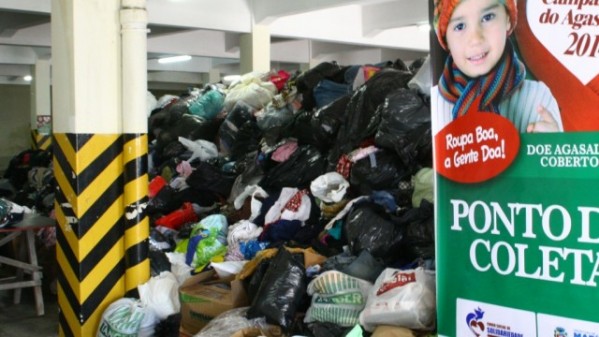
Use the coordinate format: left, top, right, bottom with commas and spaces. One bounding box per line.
0, 0, 431, 91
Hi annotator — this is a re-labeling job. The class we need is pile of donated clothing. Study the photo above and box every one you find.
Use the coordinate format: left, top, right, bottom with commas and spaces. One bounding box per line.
129, 56, 437, 337
4, 56, 437, 337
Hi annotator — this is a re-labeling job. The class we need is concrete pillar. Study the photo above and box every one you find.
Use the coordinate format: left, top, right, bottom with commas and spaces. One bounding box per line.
239, 24, 270, 74
51, 0, 149, 336
121, 0, 150, 298
208, 68, 221, 83
30, 59, 52, 150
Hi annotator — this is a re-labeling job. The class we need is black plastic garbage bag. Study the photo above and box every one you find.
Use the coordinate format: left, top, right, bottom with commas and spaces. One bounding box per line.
292, 95, 350, 152
396, 199, 435, 264
256, 103, 295, 147
148, 101, 187, 139
246, 248, 307, 330
146, 185, 178, 215
260, 145, 327, 191
329, 68, 414, 165
305, 322, 353, 337
295, 61, 346, 111
153, 114, 221, 165
186, 161, 237, 199
244, 258, 272, 304
149, 249, 171, 277
396, 122, 433, 172
289, 109, 314, 145
374, 88, 431, 168
161, 141, 187, 160
349, 149, 409, 195
344, 201, 403, 262
218, 101, 261, 160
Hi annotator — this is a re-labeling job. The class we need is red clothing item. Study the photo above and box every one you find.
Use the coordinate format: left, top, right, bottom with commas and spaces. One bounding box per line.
336, 154, 352, 179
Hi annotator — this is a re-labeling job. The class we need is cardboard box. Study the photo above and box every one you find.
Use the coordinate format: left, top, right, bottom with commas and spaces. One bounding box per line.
179, 269, 248, 334
230, 326, 284, 337
179, 326, 194, 337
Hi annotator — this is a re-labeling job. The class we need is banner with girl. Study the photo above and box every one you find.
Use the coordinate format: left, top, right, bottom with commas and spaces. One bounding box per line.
431, 0, 599, 336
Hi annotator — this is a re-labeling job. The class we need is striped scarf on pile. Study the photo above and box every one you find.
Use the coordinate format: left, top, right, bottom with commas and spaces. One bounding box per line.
439, 41, 526, 120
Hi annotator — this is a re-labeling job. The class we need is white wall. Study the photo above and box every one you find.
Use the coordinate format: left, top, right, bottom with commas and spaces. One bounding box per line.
0, 84, 31, 172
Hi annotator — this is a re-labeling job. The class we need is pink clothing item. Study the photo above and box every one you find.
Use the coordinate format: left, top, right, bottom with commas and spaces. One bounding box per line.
271, 140, 298, 162
176, 160, 194, 178
349, 145, 379, 162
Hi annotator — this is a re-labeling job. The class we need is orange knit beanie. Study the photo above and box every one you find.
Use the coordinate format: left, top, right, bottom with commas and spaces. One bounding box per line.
433, 0, 517, 50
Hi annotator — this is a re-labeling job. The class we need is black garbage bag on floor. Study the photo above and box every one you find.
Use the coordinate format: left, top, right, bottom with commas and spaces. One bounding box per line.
246, 248, 307, 330
344, 201, 403, 262
244, 258, 272, 304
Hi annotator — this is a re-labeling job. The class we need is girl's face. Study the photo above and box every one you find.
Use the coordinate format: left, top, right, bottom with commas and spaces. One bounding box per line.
445, 0, 511, 78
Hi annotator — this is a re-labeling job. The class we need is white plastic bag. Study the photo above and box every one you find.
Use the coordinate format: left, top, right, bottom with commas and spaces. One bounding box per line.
165, 251, 194, 285
359, 267, 436, 331
224, 72, 277, 112
304, 270, 373, 327
408, 55, 431, 96
233, 184, 269, 222
97, 298, 157, 337
138, 271, 181, 320
310, 172, 349, 203
177, 137, 219, 162
210, 260, 248, 278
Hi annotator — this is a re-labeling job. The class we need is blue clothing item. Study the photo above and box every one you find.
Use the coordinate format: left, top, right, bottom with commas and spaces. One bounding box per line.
240, 239, 269, 260
185, 233, 206, 266
188, 89, 225, 120
370, 190, 399, 214
260, 219, 303, 243
327, 219, 344, 240
340, 250, 386, 283
313, 79, 352, 109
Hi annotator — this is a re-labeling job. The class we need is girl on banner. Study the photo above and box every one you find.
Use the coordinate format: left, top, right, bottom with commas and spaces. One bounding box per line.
431, 0, 564, 134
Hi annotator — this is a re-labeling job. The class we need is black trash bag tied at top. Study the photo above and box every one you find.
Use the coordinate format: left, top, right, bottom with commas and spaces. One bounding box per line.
246, 248, 307, 330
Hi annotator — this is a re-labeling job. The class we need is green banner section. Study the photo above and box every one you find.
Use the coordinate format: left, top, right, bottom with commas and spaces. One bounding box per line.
436, 133, 599, 335
504, 132, 599, 179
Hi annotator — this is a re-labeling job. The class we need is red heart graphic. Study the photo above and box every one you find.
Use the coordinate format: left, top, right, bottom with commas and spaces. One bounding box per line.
514, 1, 599, 132
469, 320, 486, 333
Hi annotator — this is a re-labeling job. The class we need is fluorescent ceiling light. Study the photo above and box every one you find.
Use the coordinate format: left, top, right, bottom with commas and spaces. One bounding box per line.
23, 75, 32, 81
158, 55, 192, 64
